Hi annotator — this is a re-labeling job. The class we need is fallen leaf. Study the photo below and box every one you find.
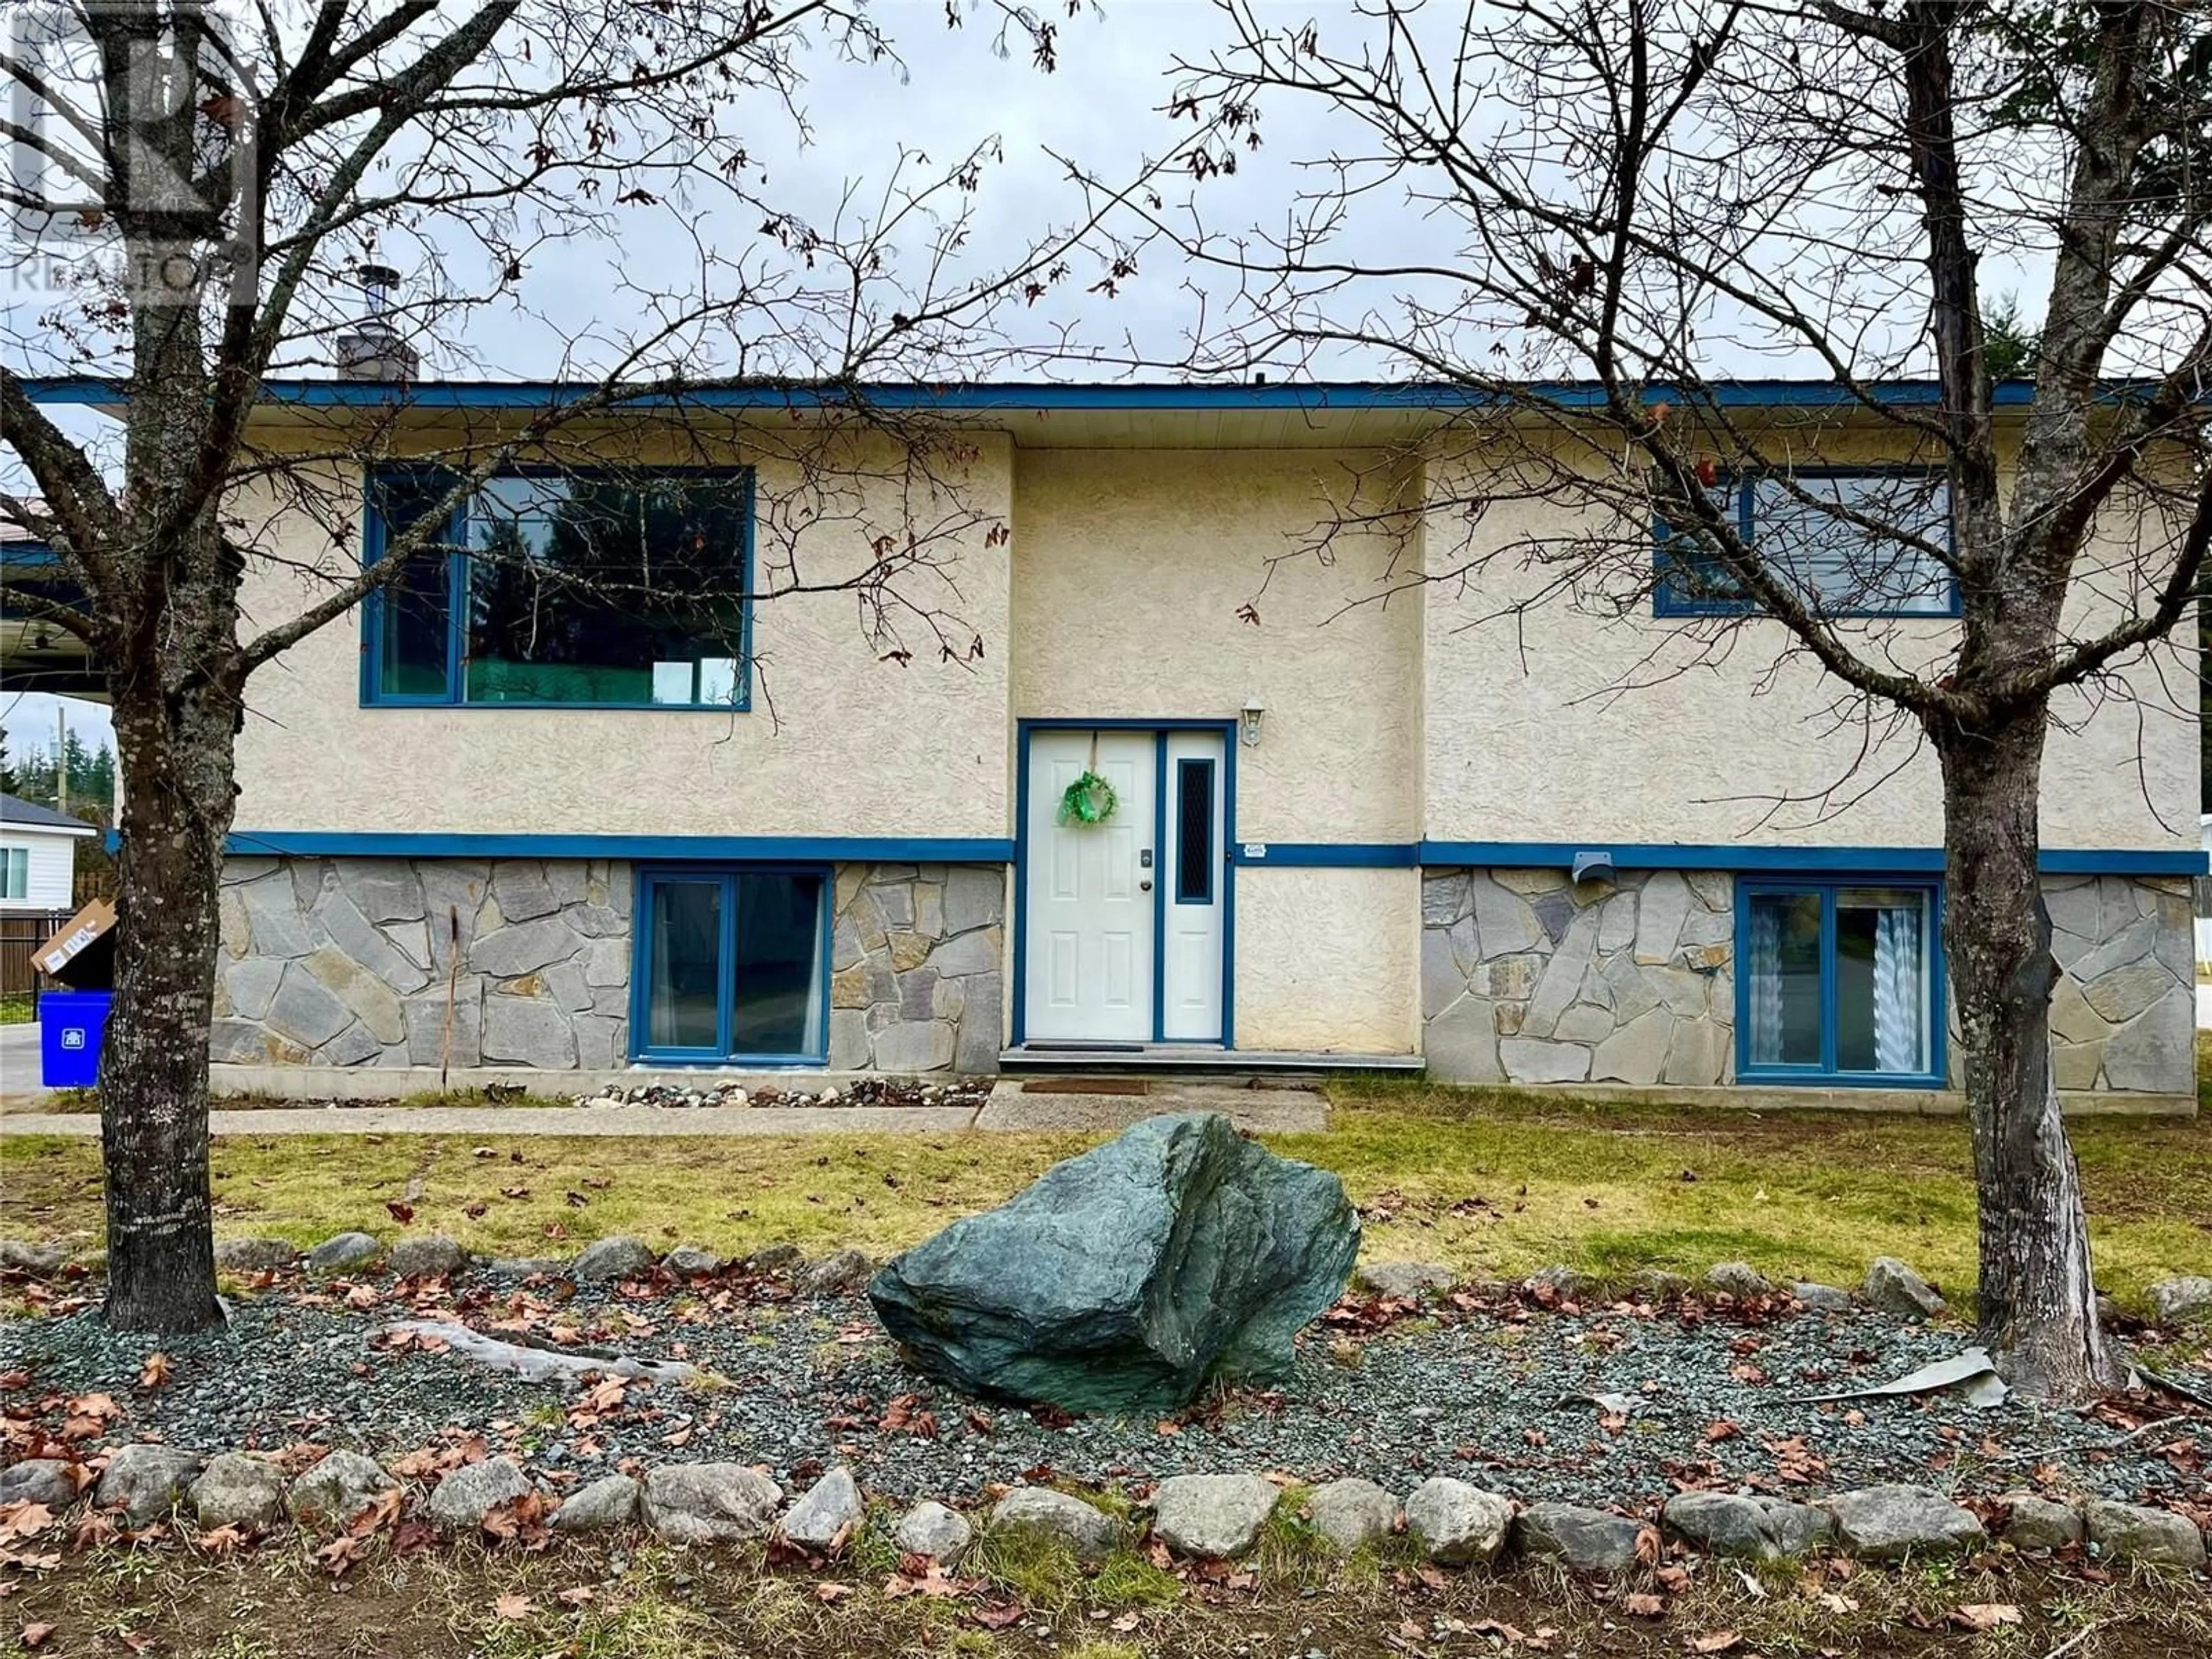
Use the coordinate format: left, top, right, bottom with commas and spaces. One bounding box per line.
138, 1353, 173, 1390
492, 1593, 533, 1620
20, 1624, 54, 1649
1949, 1604, 2022, 1633
1816, 1592, 1858, 1614
1690, 1633, 1742, 1656
1703, 1420, 1740, 1444
555, 1586, 594, 1607
0, 1506, 54, 1544
386, 1202, 415, 1224
814, 1582, 852, 1603
1624, 1592, 1665, 1616
196, 1524, 249, 1556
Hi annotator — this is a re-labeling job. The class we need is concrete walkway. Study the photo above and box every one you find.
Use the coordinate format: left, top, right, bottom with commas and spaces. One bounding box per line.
0, 1022, 42, 1093
0, 1080, 1330, 1138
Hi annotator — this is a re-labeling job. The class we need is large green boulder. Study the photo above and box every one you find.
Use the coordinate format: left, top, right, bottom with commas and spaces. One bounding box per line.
868, 1112, 1358, 1414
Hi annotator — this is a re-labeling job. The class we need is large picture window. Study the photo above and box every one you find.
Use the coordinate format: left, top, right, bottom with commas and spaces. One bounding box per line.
632, 868, 827, 1063
362, 467, 752, 709
1737, 879, 1942, 1085
1657, 469, 1956, 618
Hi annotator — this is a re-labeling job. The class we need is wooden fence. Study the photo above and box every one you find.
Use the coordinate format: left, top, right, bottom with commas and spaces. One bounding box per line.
0, 910, 70, 1012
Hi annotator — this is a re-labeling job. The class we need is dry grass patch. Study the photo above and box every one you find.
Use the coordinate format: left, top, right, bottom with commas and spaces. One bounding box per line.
4, 1534, 2209, 1659
1, 1078, 2206, 1310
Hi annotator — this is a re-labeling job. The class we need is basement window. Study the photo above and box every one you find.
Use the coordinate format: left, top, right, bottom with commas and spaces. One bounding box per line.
361, 466, 753, 709
1736, 878, 1944, 1086
631, 868, 828, 1064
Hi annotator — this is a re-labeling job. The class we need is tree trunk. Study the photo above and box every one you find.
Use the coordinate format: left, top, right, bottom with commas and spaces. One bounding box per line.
1937, 707, 2120, 1402
99, 648, 238, 1334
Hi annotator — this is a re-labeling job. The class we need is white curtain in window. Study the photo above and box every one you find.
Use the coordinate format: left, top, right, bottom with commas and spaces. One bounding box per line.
1871, 904, 1925, 1073
1749, 903, 1784, 1065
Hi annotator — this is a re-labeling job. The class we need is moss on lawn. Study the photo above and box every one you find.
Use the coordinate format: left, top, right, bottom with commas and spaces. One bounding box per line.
3, 1075, 2206, 1310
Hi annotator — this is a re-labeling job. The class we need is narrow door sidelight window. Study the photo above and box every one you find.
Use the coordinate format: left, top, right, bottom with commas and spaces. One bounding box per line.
1175, 757, 1214, 904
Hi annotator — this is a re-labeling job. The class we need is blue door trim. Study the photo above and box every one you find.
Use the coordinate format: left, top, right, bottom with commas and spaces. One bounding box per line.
1012, 719, 1238, 1050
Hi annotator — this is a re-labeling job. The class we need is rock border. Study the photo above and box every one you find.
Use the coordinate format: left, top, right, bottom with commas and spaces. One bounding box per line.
34, 1446, 2205, 1578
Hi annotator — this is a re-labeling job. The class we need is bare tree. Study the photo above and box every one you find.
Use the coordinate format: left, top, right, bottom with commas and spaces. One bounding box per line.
0, 0, 1134, 1332
1088, 0, 2210, 1399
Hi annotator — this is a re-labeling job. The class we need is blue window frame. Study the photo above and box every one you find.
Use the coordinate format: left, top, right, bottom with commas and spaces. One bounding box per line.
361, 464, 755, 709
630, 866, 830, 1065
1656, 467, 1958, 619
1734, 877, 1946, 1087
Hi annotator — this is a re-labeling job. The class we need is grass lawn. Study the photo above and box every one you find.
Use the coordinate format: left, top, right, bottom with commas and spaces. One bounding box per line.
10, 1527, 2210, 1659
0, 991, 34, 1024
5, 1076, 2207, 1311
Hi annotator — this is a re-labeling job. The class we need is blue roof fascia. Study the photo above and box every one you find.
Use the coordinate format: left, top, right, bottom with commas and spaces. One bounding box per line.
17, 376, 2051, 414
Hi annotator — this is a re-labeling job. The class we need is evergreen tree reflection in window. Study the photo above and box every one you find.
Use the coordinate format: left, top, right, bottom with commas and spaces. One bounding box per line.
464, 475, 745, 706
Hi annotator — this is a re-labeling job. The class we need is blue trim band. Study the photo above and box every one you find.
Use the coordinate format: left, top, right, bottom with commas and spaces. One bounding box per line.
223, 832, 1013, 862
1234, 842, 1421, 868
204, 833, 2199, 877
22, 376, 2065, 414
1417, 841, 2207, 877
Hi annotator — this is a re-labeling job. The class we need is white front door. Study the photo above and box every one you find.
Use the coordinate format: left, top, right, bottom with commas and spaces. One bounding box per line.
1022, 728, 1226, 1045
1025, 730, 1157, 1042
1159, 730, 1226, 1041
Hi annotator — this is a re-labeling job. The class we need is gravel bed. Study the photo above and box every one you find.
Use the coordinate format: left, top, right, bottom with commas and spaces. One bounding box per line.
572, 1078, 993, 1110
6, 1278, 2206, 1514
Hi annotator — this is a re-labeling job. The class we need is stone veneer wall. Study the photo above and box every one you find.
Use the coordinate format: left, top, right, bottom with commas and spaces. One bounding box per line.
1421, 867, 2195, 1096
213, 857, 633, 1069
214, 856, 1010, 1075
1421, 869, 1736, 1088
829, 863, 1006, 1074
2047, 874, 2193, 1093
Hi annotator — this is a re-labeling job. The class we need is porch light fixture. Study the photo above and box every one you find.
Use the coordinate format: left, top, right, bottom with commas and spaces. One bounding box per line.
1239, 700, 1266, 748
1571, 850, 1616, 885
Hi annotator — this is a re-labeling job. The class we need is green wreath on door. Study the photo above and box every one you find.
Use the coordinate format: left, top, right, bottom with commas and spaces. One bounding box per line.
1057, 731, 1119, 825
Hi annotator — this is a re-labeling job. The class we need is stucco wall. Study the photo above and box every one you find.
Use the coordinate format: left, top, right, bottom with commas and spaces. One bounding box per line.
1419, 431, 2195, 854
228, 429, 1014, 839
1011, 448, 1422, 843
1234, 866, 1420, 1053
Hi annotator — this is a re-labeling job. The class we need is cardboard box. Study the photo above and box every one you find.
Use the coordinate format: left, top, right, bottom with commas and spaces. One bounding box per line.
36, 897, 116, 988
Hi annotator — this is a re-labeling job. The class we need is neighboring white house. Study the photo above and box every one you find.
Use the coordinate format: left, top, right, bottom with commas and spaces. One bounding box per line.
0, 792, 94, 913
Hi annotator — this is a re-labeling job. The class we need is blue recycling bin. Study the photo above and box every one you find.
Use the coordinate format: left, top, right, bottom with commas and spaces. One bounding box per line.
40, 991, 112, 1088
